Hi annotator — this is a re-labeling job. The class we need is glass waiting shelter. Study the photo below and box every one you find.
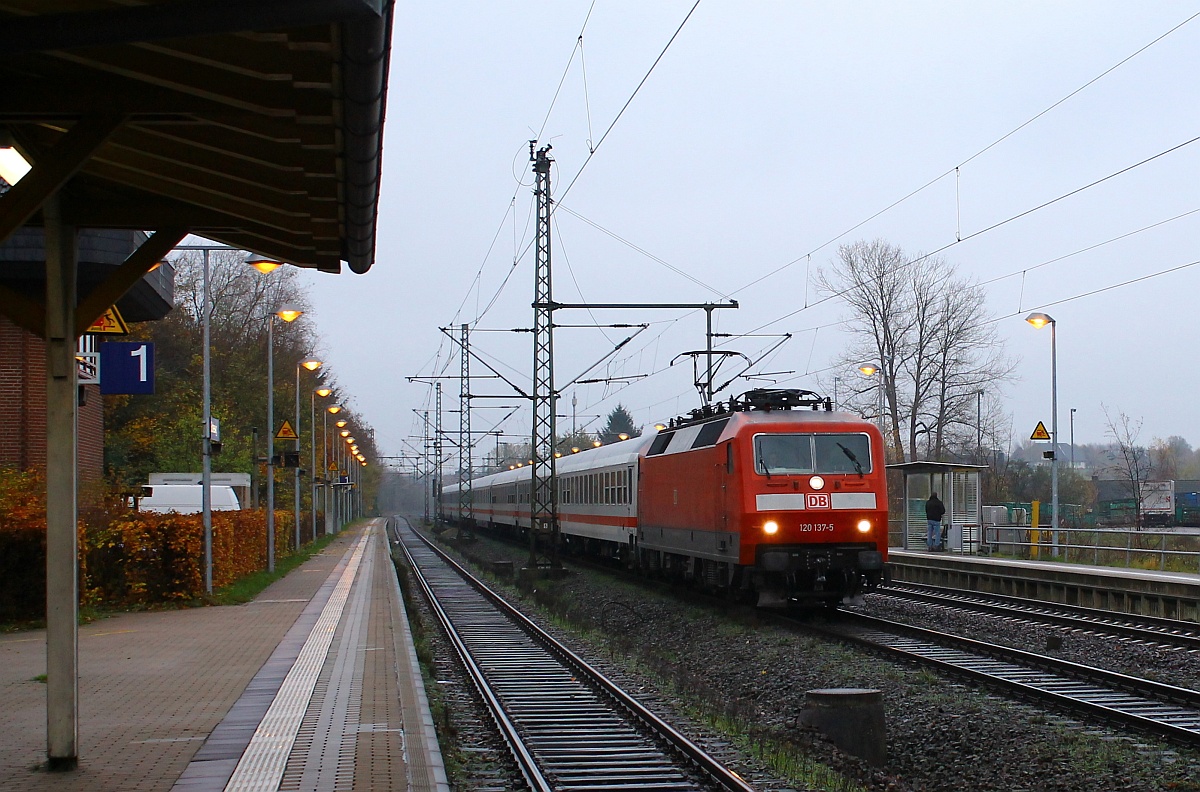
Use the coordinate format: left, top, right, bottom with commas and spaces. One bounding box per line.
887, 461, 987, 553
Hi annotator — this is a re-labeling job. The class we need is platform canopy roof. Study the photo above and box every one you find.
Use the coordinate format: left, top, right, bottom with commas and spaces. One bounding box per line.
0, 0, 393, 278
886, 461, 989, 473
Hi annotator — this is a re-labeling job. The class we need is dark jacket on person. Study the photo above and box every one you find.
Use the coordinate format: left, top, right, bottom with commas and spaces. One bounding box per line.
925, 495, 946, 522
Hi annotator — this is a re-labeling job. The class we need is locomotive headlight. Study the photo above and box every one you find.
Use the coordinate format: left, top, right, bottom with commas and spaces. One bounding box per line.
763, 520, 780, 535
808, 475, 825, 490
856, 519, 872, 533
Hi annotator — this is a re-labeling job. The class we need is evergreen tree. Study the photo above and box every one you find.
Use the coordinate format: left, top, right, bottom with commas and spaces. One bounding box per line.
598, 405, 640, 444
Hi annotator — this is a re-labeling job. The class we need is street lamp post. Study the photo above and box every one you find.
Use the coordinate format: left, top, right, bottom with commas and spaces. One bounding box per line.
1070, 408, 1077, 470
295, 358, 322, 549
313, 389, 332, 538
1026, 312, 1059, 551
858, 363, 884, 435
200, 249, 213, 594
187, 244, 293, 589
266, 316, 275, 572
326, 406, 342, 533
335, 419, 348, 529
263, 302, 303, 572
976, 390, 984, 465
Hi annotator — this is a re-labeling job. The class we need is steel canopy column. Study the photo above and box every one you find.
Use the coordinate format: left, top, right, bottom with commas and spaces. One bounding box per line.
530, 143, 559, 567
44, 195, 79, 769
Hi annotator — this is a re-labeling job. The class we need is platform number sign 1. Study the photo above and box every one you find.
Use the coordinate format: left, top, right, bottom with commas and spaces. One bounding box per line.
99, 341, 155, 395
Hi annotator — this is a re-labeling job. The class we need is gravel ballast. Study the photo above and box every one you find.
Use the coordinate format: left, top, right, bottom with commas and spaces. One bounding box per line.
403, 528, 1200, 792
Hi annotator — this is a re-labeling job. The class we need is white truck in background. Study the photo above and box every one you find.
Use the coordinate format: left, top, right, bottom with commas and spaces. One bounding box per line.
138, 484, 240, 514
1139, 480, 1175, 526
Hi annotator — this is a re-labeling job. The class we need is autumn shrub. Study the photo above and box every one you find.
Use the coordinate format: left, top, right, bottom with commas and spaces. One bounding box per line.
0, 468, 48, 621
84, 508, 293, 605
1, 466, 298, 617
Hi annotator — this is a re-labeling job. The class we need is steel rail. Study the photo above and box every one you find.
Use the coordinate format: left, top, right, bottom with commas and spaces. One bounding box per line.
874, 582, 1200, 650
804, 611, 1200, 747
396, 521, 756, 792
397, 525, 552, 792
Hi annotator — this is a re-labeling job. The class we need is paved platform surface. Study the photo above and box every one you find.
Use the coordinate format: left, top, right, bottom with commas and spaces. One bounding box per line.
0, 519, 448, 792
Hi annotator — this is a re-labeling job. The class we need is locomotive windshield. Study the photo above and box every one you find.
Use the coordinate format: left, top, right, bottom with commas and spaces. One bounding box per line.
754, 433, 872, 475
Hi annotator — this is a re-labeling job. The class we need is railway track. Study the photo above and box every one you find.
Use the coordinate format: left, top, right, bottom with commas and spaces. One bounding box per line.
391, 520, 755, 792
871, 581, 1200, 651
801, 610, 1200, 748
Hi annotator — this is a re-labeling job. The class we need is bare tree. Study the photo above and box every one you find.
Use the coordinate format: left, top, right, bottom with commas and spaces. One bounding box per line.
1102, 405, 1152, 529
817, 239, 1014, 462
1148, 435, 1191, 481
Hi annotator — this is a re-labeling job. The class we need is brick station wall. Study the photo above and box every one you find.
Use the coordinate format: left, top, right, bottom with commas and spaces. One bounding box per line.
0, 313, 104, 485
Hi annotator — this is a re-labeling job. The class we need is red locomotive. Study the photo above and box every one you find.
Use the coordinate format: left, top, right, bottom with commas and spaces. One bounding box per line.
443, 389, 888, 607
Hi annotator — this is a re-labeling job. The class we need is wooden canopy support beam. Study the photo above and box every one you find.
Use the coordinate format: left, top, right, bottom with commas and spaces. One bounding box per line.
75, 228, 188, 336
0, 112, 123, 246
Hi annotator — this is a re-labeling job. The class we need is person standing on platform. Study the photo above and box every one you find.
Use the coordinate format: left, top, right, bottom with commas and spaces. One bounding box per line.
925, 493, 946, 550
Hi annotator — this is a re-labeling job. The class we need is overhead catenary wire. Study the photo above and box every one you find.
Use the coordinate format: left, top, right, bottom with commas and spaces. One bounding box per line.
501, 9, 1200, 415
422, 9, 1200, 447
724, 9, 1200, 301
729, 130, 1200, 339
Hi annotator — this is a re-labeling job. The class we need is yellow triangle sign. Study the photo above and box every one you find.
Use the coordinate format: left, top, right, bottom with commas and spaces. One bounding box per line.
328, 460, 338, 471
275, 420, 299, 440
87, 305, 129, 334
1030, 421, 1051, 441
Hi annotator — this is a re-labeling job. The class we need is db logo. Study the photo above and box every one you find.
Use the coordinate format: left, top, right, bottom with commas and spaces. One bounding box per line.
805, 493, 831, 510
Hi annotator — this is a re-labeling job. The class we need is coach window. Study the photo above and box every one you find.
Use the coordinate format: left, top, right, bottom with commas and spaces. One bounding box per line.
726, 442, 734, 473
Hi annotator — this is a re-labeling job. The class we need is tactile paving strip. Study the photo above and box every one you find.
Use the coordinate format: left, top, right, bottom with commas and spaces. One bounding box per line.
222, 531, 370, 792
279, 541, 372, 791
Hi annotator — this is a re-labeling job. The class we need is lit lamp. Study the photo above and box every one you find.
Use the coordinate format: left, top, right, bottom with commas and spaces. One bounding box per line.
1026, 312, 1059, 549
245, 252, 283, 274
0, 146, 31, 184
858, 363, 884, 433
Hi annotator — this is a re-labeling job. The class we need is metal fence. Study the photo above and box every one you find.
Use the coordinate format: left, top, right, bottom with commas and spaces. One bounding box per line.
983, 525, 1200, 574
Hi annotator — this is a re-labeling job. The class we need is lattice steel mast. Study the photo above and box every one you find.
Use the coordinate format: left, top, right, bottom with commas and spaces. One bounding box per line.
434, 382, 443, 524
458, 322, 473, 533
530, 142, 559, 566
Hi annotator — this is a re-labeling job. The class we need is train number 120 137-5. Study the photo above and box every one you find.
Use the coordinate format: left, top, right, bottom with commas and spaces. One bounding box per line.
798, 523, 835, 532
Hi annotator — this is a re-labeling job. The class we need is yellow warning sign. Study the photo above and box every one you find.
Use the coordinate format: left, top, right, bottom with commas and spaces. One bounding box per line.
87, 306, 129, 335
275, 420, 298, 440
1030, 421, 1051, 441
328, 460, 338, 471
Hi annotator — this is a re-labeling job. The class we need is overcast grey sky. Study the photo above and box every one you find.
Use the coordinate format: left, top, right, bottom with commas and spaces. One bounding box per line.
297, 2, 1200, 462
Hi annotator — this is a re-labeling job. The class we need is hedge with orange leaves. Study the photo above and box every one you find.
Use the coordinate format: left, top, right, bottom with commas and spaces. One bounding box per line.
0, 469, 50, 621
84, 509, 293, 605
0, 467, 295, 619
